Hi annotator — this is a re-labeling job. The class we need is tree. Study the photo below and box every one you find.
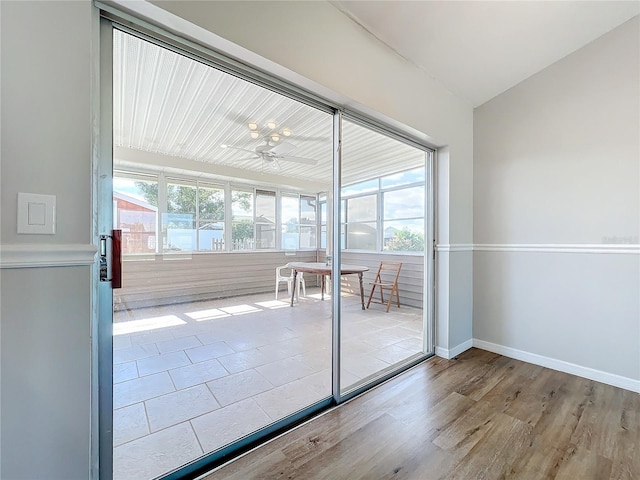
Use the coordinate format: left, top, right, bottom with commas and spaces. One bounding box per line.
232, 220, 254, 245
136, 181, 251, 215
386, 228, 424, 252
135, 181, 254, 240
135, 181, 159, 207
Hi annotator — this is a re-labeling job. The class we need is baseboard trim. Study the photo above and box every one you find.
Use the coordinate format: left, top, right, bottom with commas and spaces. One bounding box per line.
435, 339, 473, 360
0, 243, 98, 268
473, 339, 640, 393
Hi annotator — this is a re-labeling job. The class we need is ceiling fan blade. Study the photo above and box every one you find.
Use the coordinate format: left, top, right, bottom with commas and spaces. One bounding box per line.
223, 110, 260, 129
270, 141, 296, 156
276, 155, 319, 166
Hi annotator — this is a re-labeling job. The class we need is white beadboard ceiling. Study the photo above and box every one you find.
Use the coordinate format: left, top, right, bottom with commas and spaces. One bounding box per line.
333, 1, 639, 107
113, 30, 426, 190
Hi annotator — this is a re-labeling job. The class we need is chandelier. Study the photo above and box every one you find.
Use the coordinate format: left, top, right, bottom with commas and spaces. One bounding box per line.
247, 121, 292, 143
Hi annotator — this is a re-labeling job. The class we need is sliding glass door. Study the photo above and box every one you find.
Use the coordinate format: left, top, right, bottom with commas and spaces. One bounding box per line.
338, 118, 433, 396
100, 17, 434, 480
109, 27, 335, 480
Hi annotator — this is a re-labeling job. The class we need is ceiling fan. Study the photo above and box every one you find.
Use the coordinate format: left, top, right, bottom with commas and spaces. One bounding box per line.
220, 140, 319, 170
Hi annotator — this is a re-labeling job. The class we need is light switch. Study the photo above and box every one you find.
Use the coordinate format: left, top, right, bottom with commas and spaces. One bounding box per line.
28, 202, 46, 225
17, 192, 56, 234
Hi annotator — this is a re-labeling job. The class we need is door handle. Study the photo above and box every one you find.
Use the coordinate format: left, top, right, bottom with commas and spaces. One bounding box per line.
99, 229, 122, 289
112, 229, 122, 289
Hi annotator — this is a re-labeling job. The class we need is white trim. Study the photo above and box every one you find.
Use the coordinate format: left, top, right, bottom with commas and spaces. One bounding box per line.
435, 339, 473, 360
435, 244, 473, 252
473, 339, 640, 393
474, 243, 640, 254
435, 347, 447, 357
435, 243, 640, 254
0, 244, 98, 268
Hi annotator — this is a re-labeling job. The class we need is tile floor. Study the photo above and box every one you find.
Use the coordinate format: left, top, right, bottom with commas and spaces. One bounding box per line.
112, 289, 424, 480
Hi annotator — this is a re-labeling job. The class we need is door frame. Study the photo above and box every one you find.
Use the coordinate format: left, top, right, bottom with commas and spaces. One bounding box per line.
96, 17, 115, 480
96, 9, 436, 479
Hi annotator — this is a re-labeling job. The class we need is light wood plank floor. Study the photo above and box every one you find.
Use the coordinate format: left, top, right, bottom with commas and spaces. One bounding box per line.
200, 348, 639, 480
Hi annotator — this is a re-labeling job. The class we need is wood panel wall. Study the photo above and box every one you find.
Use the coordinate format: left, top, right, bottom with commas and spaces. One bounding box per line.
115, 251, 425, 310
115, 251, 318, 310
339, 252, 425, 309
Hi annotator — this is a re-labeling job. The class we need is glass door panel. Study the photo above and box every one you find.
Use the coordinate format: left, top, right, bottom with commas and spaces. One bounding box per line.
105, 22, 434, 480
111, 29, 333, 480
338, 119, 430, 394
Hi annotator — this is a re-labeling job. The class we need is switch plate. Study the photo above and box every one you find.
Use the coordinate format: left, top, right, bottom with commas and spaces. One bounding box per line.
17, 192, 56, 234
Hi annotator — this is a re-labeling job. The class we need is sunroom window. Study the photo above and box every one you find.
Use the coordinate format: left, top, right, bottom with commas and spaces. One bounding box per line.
198, 184, 225, 251
383, 185, 425, 251
281, 194, 318, 250
113, 174, 158, 254
231, 189, 254, 250
337, 165, 426, 254
164, 180, 197, 251
255, 190, 276, 249
345, 194, 377, 250
300, 195, 317, 249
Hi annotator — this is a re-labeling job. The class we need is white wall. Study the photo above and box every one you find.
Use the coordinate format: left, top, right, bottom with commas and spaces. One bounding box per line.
0, 1, 473, 478
0, 2, 96, 478
1, 268, 93, 479
0, 1, 94, 246
474, 17, 640, 388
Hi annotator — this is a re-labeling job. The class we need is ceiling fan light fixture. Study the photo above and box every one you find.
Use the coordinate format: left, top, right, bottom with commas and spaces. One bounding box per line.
282, 128, 292, 137
250, 131, 260, 139
248, 122, 258, 131
270, 133, 280, 142
266, 121, 277, 130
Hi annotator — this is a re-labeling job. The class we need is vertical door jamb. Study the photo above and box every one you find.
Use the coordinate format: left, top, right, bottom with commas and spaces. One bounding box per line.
331, 110, 342, 403
97, 17, 114, 480
424, 150, 436, 355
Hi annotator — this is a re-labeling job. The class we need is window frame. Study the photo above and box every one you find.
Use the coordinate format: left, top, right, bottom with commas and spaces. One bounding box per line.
339, 165, 427, 255
115, 170, 319, 255
113, 170, 160, 255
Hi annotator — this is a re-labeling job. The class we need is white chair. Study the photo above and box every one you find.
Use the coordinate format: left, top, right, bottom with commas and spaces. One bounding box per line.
275, 264, 305, 301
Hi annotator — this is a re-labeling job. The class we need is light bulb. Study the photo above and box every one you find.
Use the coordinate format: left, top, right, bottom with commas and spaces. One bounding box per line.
248, 122, 258, 130
266, 121, 277, 130
250, 131, 260, 139
270, 133, 280, 142
282, 128, 292, 137
220, 144, 228, 148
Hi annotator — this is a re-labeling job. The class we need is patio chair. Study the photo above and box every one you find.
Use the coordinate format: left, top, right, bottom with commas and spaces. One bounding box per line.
275, 263, 306, 301
366, 261, 402, 312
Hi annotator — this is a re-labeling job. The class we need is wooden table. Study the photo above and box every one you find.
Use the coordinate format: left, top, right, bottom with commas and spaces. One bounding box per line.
288, 262, 369, 309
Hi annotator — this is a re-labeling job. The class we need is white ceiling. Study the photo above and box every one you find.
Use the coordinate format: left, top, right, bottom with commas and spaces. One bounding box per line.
332, 1, 640, 107
114, 30, 427, 190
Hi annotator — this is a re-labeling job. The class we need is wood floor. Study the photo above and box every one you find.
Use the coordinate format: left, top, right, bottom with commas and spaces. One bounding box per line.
200, 348, 639, 480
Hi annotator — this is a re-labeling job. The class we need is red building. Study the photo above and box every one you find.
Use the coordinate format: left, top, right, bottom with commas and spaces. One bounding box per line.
113, 192, 157, 254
